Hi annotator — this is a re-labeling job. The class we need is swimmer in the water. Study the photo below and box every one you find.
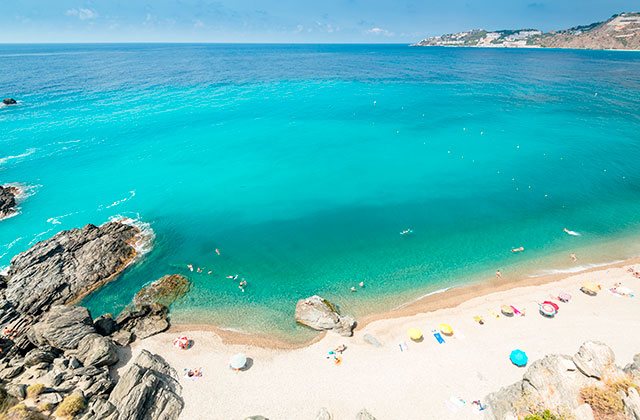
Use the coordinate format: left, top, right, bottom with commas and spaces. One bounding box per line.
511, 246, 524, 253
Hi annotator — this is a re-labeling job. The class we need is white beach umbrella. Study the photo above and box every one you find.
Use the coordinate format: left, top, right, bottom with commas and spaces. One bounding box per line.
230, 353, 247, 370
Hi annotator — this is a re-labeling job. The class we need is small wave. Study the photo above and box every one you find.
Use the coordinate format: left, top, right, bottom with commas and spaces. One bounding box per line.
46, 210, 82, 225
0, 266, 8, 276
0, 237, 23, 259
394, 286, 453, 310
530, 260, 625, 278
28, 228, 55, 246
108, 214, 155, 257
53, 139, 82, 145
0, 148, 36, 166
106, 190, 136, 209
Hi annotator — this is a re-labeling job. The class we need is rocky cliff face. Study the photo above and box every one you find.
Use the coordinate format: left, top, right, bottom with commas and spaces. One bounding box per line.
0, 221, 185, 420
485, 341, 640, 420
416, 12, 640, 50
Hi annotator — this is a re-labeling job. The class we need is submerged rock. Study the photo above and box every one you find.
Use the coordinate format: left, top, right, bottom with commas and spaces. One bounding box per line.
4, 222, 141, 316
2, 98, 17, 105
133, 274, 190, 308
295, 295, 356, 337
106, 350, 183, 420
0, 185, 19, 220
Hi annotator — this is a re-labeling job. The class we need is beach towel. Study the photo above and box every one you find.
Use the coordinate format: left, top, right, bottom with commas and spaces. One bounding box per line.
444, 396, 466, 412
433, 330, 445, 344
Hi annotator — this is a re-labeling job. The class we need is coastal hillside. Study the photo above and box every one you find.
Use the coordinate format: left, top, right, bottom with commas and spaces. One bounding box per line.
415, 12, 640, 50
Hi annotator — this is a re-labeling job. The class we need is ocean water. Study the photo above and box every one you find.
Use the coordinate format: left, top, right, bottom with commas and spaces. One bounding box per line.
1, 44, 640, 341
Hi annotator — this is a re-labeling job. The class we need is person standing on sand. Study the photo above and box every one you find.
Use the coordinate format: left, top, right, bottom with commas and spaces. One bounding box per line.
570, 253, 577, 262
496, 270, 502, 279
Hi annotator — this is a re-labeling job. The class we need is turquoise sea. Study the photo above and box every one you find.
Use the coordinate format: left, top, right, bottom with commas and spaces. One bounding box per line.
1, 44, 640, 342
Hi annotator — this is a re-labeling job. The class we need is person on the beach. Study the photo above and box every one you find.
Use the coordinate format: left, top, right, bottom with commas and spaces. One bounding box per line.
496, 270, 502, 279
570, 253, 577, 262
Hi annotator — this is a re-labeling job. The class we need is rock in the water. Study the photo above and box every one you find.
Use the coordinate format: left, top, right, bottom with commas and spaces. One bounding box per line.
295, 295, 356, 337
133, 274, 190, 308
355, 409, 376, 420
74, 333, 119, 367
28, 306, 95, 350
0, 185, 19, 219
572, 340, 617, 379
94, 314, 118, 336
116, 303, 169, 340
2, 98, 17, 105
4, 222, 141, 316
107, 350, 183, 420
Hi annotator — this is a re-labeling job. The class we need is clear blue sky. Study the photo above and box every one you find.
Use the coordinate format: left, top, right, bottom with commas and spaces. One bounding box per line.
2, 0, 638, 43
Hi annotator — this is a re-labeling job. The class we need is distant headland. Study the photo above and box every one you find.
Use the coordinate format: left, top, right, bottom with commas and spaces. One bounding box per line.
414, 12, 640, 50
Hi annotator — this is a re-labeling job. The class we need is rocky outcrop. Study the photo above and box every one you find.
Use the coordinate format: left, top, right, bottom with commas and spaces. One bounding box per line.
102, 350, 183, 420
3, 222, 140, 316
116, 304, 170, 341
0, 185, 19, 220
295, 295, 356, 337
2, 98, 17, 105
133, 274, 190, 308
485, 341, 638, 420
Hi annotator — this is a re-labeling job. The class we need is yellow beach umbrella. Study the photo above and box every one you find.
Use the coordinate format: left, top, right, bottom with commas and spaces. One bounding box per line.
439, 323, 454, 336
408, 328, 423, 341
581, 282, 601, 295
501, 305, 514, 316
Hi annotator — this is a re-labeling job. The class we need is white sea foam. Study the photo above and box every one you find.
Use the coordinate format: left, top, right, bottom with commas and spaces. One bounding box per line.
108, 214, 155, 257
28, 228, 55, 246
0, 237, 23, 259
106, 190, 136, 209
0, 148, 36, 165
393, 287, 453, 310
0, 183, 38, 221
46, 210, 82, 225
529, 260, 625, 278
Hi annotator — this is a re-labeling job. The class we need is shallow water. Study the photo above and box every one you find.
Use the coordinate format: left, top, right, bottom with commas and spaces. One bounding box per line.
1, 44, 640, 340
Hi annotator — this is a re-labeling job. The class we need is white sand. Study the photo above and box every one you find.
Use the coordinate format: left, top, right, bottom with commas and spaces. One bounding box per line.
130, 264, 640, 420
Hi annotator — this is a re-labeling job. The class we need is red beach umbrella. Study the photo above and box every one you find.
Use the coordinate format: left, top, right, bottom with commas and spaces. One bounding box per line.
542, 301, 559, 311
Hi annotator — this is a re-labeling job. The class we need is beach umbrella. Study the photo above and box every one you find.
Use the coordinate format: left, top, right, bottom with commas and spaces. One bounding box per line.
408, 328, 423, 341
581, 282, 600, 296
542, 301, 559, 311
615, 286, 634, 297
510, 349, 528, 367
539, 302, 557, 317
229, 353, 247, 370
439, 324, 454, 336
500, 305, 514, 316
173, 336, 189, 350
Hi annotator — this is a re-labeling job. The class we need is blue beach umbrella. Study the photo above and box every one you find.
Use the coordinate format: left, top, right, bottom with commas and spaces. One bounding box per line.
510, 349, 528, 367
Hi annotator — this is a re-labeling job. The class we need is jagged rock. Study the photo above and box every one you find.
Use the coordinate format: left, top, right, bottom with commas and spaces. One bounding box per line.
37, 392, 63, 405
315, 407, 332, 420
625, 353, 640, 383
2, 98, 17, 105
28, 306, 94, 350
23, 348, 58, 367
74, 333, 118, 367
133, 274, 190, 308
4, 222, 140, 316
79, 397, 118, 420
116, 304, 169, 340
0, 185, 19, 219
111, 329, 133, 347
94, 314, 118, 336
624, 387, 640, 420
573, 403, 595, 420
572, 341, 618, 379
107, 350, 183, 420
5, 383, 26, 399
355, 409, 376, 420
295, 295, 357, 337
0, 364, 24, 380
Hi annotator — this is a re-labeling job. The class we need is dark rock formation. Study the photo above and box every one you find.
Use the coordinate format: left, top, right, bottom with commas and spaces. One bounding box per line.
4, 222, 140, 316
0, 185, 19, 220
2, 98, 17, 105
133, 274, 190, 308
295, 295, 356, 337
94, 314, 118, 336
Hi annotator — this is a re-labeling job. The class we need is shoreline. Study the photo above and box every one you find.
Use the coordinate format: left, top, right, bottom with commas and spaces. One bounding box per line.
169, 253, 640, 350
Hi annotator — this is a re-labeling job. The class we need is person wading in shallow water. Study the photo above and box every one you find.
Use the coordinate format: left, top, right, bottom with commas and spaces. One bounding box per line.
496, 270, 502, 279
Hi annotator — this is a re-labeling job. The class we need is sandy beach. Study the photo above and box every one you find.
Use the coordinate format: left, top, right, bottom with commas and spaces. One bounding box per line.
128, 261, 640, 419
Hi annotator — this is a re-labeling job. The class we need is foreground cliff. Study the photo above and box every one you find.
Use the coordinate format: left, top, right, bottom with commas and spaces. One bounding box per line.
416, 12, 640, 50
485, 341, 640, 419
0, 222, 188, 419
